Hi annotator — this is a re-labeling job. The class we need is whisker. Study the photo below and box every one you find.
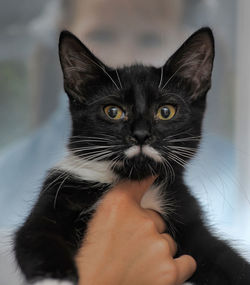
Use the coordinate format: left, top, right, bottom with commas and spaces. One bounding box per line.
42, 171, 68, 194
86, 94, 122, 106
70, 137, 115, 142
171, 151, 194, 159
53, 175, 69, 209
159, 149, 176, 182
161, 64, 183, 90
147, 163, 155, 176
168, 153, 187, 168
161, 54, 202, 90
71, 145, 122, 151
167, 137, 201, 143
168, 145, 196, 150
116, 69, 123, 89
70, 136, 118, 142
70, 134, 115, 138
161, 159, 172, 183
109, 152, 124, 170
162, 129, 193, 140
158, 66, 164, 88
75, 151, 113, 161
163, 158, 176, 183
167, 146, 196, 156
70, 149, 111, 157
69, 53, 120, 90
128, 165, 134, 179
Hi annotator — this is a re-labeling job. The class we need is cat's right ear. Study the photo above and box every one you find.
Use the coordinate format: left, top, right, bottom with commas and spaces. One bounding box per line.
59, 31, 105, 102
161, 27, 214, 100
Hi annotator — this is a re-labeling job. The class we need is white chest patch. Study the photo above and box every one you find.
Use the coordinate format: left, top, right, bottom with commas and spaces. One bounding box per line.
140, 183, 166, 217
56, 153, 117, 184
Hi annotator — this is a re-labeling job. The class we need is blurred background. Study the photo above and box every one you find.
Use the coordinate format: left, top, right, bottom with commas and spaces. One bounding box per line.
0, 0, 250, 284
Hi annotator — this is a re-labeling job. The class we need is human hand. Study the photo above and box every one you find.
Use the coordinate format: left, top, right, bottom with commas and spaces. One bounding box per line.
75, 177, 196, 285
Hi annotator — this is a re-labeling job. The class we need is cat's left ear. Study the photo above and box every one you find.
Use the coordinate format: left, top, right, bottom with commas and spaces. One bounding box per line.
162, 27, 214, 100
59, 31, 107, 102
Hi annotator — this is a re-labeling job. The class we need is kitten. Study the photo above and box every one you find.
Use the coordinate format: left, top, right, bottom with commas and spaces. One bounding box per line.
15, 28, 250, 285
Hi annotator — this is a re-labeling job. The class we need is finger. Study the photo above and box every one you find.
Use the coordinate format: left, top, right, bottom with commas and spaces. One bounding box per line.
144, 209, 166, 233
174, 254, 197, 284
160, 233, 177, 256
114, 176, 157, 203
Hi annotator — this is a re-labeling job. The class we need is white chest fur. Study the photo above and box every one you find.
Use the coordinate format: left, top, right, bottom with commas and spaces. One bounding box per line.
56, 153, 117, 184
140, 183, 166, 216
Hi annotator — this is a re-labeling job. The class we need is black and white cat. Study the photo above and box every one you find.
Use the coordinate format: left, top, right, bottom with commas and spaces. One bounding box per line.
15, 28, 250, 285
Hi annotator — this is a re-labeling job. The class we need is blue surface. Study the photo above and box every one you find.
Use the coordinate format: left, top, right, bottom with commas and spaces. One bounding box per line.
0, 95, 70, 228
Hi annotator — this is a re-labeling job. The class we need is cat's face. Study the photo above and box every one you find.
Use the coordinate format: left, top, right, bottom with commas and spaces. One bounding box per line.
59, 28, 214, 180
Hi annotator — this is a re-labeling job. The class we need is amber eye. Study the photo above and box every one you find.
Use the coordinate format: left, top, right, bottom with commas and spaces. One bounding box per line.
104, 105, 125, 120
156, 105, 176, 120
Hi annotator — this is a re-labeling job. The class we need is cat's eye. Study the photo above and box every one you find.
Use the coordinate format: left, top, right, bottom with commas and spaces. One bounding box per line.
156, 105, 176, 120
104, 105, 125, 120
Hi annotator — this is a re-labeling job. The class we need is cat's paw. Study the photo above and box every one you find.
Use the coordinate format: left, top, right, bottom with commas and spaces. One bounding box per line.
32, 279, 75, 285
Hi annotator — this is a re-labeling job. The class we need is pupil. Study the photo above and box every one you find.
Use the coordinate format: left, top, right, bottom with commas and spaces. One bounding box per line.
161, 107, 170, 118
108, 107, 118, 118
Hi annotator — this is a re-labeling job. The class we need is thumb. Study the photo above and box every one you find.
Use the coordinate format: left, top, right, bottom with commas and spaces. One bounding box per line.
113, 176, 157, 204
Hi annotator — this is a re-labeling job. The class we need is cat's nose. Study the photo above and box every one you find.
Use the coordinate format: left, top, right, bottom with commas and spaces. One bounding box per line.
133, 129, 151, 145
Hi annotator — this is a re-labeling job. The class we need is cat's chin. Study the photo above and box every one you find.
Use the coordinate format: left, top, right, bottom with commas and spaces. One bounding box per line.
113, 156, 162, 180
115, 169, 155, 180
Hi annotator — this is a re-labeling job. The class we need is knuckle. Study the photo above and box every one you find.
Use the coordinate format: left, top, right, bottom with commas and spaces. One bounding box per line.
157, 238, 170, 253
140, 218, 156, 233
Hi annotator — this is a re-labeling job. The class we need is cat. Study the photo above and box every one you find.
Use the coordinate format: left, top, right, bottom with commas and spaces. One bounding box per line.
14, 27, 250, 285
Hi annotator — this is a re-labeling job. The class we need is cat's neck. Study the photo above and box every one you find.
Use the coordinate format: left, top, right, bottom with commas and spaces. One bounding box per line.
54, 151, 182, 219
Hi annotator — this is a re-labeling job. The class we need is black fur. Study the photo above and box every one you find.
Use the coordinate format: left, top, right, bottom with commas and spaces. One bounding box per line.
15, 28, 250, 284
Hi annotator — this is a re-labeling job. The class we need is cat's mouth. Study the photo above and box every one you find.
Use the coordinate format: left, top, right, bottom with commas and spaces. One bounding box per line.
113, 145, 163, 179
124, 145, 163, 162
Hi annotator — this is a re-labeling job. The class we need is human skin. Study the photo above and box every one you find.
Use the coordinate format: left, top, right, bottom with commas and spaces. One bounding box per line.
75, 177, 196, 285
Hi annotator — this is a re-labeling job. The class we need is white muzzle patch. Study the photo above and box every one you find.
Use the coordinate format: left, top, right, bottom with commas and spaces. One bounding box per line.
125, 145, 162, 162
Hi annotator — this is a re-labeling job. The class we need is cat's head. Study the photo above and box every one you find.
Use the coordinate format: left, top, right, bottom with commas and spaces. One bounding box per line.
59, 28, 214, 181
